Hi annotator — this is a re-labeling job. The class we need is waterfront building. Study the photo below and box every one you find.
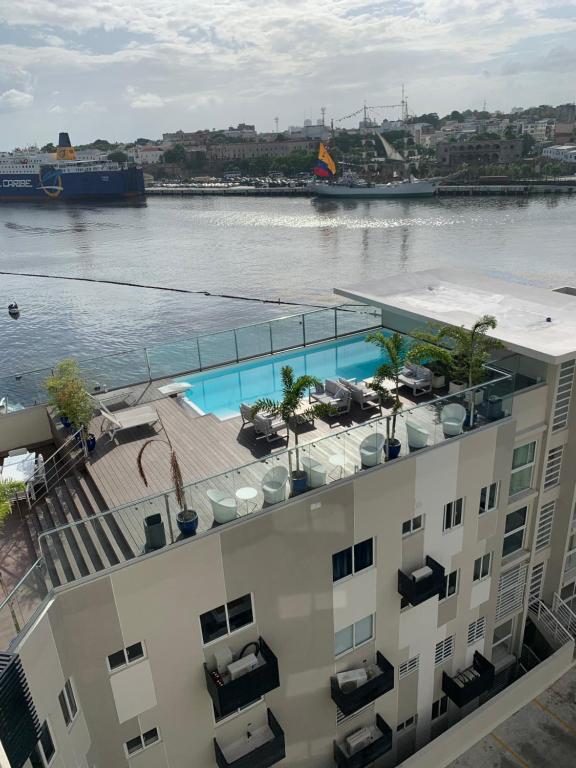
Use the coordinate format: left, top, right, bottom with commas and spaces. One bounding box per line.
207, 139, 317, 162
541, 145, 576, 164
1, 270, 575, 768
436, 139, 522, 168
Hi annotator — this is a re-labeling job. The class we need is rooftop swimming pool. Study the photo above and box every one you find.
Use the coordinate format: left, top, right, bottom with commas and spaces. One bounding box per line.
179, 331, 389, 419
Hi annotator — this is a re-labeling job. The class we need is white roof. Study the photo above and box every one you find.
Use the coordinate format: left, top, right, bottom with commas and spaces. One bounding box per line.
335, 269, 576, 364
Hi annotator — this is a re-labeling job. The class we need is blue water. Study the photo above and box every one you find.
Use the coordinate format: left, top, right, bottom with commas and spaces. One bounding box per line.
180, 332, 388, 419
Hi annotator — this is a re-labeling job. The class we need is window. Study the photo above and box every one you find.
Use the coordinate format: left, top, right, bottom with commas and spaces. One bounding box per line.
30, 721, 56, 766
402, 515, 423, 537
443, 499, 463, 531
334, 615, 374, 656
58, 679, 78, 727
493, 619, 514, 651
431, 695, 448, 720
509, 442, 536, 496
473, 553, 492, 582
397, 714, 418, 732
125, 727, 160, 758
399, 655, 419, 679
503, 507, 528, 557
467, 616, 486, 645
479, 483, 498, 514
332, 538, 374, 582
434, 636, 454, 666
107, 642, 145, 672
440, 570, 459, 600
200, 594, 253, 644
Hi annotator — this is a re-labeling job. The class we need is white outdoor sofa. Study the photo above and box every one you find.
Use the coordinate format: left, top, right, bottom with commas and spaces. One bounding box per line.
339, 378, 380, 411
310, 379, 351, 415
398, 364, 433, 397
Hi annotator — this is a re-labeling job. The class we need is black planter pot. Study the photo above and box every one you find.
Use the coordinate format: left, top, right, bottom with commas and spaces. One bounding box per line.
291, 470, 308, 495
86, 433, 97, 452
144, 513, 166, 551
177, 510, 198, 537
386, 439, 401, 460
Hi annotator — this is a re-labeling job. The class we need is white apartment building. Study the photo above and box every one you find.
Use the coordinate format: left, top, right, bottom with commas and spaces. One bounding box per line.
542, 145, 576, 164
127, 146, 164, 165
1, 270, 575, 768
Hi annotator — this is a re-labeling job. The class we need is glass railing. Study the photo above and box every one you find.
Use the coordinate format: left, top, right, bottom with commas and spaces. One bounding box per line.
0, 560, 49, 650
37, 368, 515, 576
0, 304, 381, 412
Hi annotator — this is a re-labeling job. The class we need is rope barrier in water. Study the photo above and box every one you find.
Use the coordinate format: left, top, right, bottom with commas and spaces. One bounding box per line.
0, 270, 327, 308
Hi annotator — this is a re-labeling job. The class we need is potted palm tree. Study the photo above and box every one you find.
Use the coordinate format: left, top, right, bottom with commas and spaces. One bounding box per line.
251, 365, 335, 494
45, 359, 96, 450
365, 332, 409, 459
0, 480, 26, 525
137, 429, 197, 538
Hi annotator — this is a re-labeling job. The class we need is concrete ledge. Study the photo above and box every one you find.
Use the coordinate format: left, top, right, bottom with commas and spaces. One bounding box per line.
0, 405, 52, 455
397, 643, 575, 768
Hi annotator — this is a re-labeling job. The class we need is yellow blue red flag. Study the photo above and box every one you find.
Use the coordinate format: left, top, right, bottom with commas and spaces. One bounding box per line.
314, 142, 336, 178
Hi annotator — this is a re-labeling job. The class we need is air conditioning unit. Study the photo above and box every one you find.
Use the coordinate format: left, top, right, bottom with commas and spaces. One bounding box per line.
227, 652, 258, 681
346, 727, 372, 754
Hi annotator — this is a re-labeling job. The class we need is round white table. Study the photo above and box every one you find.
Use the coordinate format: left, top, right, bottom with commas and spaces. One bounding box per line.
235, 486, 258, 515
328, 453, 346, 480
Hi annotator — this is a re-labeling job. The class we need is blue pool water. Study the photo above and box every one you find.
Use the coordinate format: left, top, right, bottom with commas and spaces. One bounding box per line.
179, 332, 388, 419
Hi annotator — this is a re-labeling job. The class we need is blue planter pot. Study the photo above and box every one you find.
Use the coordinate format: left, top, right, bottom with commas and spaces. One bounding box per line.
177, 510, 198, 537
386, 440, 401, 460
291, 470, 308, 495
86, 434, 96, 452
60, 415, 71, 428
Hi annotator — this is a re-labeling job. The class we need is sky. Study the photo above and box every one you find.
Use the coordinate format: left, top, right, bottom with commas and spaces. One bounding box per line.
0, 0, 575, 148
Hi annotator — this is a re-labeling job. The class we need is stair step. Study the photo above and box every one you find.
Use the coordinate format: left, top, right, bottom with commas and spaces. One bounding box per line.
75, 473, 135, 563
34, 503, 65, 588
65, 476, 120, 567
45, 496, 91, 579
54, 486, 105, 572
43, 498, 83, 583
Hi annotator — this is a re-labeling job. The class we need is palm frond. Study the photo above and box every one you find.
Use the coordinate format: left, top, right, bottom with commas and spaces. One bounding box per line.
170, 449, 185, 511
137, 439, 157, 488
251, 398, 280, 418
281, 366, 294, 394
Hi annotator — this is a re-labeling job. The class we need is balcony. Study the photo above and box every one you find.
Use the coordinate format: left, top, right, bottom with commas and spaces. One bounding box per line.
397, 556, 445, 606
333, 714, 392, 768
204, 637, 280, 718
213, 708, 285, 768
442, 651, 495, 707
330, 652, 394, 716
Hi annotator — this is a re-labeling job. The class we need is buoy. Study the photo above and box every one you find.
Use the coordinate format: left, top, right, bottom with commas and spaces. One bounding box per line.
8, 302, 20, 318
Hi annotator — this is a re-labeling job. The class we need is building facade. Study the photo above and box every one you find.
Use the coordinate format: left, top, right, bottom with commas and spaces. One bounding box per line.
207, 139, 317, 162
436, 139, 522, 168
1, 271, 576, 768
542, 145, 576, 164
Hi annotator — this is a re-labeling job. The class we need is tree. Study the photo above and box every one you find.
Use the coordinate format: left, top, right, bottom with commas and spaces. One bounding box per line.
135, 137, 154, 146
365, 332, 408, 451
91, 139, 115, 151
41, 143, 56, 153
251, 365, 334, 452
0, 481, 25, 525
521, 134, 536, 157
163, 144, 187, 164
107, 150, 128, 163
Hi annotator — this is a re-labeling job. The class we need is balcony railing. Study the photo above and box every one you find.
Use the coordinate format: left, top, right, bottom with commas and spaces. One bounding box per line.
0, 304, 381, 411
333, 714, 392, 768
213, 708, 285, 768
330, 651, 394, 716
398, 556, 445, 606
442, 651, 495, 707
204, 637, 280, 718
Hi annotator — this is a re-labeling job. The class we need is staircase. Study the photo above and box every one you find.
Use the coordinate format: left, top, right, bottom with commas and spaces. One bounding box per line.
27, 471, 137, 588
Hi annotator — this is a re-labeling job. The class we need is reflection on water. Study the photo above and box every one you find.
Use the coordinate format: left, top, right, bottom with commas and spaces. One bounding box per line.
1, 194, 575, 371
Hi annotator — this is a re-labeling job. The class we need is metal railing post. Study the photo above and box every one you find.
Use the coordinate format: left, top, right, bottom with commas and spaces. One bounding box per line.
233, 329, 240, 362
164, 494, 175, 544
302, 314, 306, 347
334, 307, 338, 338
144, 348, 152, 383
268, 322, 274, 354
197, 337, 202, 371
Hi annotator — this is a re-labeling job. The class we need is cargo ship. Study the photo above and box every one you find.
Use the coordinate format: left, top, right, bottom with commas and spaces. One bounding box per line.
0, 133, 145, 202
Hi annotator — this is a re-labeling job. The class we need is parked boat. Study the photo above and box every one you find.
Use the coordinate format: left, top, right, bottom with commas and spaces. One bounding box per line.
309, 142, 438, 198
8, 302, 20, 318
0, 132, 145, 202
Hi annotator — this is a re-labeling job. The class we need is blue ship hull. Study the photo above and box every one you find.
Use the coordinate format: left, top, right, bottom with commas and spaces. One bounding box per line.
0, 166, 145, 202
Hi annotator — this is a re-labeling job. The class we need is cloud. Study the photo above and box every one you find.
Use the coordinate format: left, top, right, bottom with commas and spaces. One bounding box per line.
0, 88, 33, 110
124, 86, 165, 109
73, 100, 106, 113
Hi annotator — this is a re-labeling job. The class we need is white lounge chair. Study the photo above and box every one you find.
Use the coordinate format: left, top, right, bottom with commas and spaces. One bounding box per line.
300, 456, 327, 489
100, 403, 160, 441
93, 388, 135, 407
398, 364, 433, 397
240, 403, 255, 427
406, 418, 429, 449
261, 466, 289, 505
254, 413, 288, 442
441, 403, 467, 436
339, 378, 380, 411
359, 433, 386, 467
310, 379, 351, 415
207, 489, 238, 524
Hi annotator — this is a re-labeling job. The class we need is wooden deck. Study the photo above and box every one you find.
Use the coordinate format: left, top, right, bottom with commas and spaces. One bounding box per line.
82, 385, 462, 548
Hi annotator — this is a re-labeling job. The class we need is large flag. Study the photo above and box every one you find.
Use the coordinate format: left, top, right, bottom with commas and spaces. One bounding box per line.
314, 142, 336, 178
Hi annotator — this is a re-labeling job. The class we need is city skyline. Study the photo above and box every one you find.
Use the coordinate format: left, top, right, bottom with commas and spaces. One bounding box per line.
0, 0, 575, 147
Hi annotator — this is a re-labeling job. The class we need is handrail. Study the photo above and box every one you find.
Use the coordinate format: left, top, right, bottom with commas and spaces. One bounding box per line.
36, 369, 514, 539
